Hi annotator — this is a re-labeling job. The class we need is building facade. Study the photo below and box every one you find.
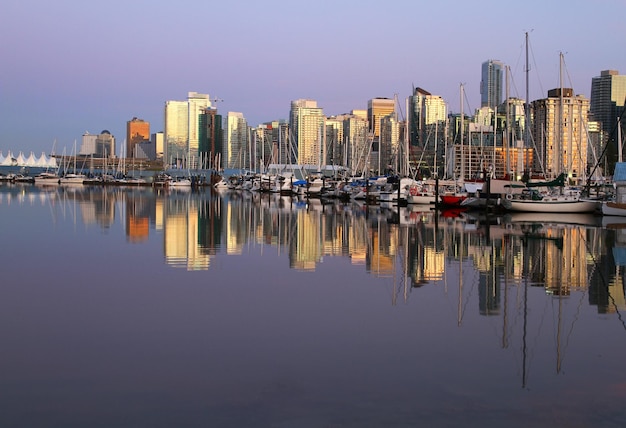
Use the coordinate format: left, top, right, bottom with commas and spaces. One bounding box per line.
126, 117, 150, 159
223, 112, 249, 170
164, 100, 189, 168
367, 98, 395, 139
164, 92, 211, 169
590, 70, 626, 172
200, 108, 222, 170
590, 70, 626, 137
289, 99, 325, 167
531, 88, 589, 180
408, 87, 447, 177
481, 60, 504, 108
343, 111, 369, 175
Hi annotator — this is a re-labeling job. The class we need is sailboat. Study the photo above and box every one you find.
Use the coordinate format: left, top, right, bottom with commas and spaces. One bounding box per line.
501, 37, 598, 213
59, 141, 86, 185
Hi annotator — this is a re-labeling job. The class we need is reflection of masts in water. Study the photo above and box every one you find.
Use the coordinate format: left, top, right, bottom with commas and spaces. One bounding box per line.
556, 293, 563, 374
458, 226, 463, 326
522, 235, 529, 389
502, 234, 511, 350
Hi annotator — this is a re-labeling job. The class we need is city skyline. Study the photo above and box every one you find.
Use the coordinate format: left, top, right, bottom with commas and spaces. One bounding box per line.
1, 0, 624, 155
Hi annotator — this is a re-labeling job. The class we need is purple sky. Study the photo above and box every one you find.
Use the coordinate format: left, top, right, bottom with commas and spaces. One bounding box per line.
1, 0, 624, 155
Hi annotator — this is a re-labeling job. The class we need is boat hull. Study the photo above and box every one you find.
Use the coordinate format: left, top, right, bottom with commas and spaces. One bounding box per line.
602, 201, 626, 216
440, 194, 467, 207
407, 194, 436, 204
503, 199, 598, 213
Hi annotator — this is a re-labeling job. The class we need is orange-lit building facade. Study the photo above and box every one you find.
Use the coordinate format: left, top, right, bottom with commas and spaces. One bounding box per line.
126, 117, 150, 158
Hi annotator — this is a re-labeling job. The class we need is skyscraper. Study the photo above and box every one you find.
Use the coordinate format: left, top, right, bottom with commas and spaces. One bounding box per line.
223, 112, 248, 170
164, 92, 211, 168
187, 92, 211, 168
200, 108, 222, 170
367, 98, 395, 138
126, 117, 150, 159
481, 60, 504, 108
343, 111, 369, 174
289, 99, 325, 166
408, 87, 447, 177
590, 70, 626, 141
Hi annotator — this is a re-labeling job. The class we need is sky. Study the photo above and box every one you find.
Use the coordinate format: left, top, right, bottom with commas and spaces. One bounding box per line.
1, 0, 625, 156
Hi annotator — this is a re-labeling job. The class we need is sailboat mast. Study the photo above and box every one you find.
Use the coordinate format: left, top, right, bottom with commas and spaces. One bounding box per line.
460, 83, 465, 181
619, 117, 623, 163
559, 51, 565, 179
524, 31, 530, 176
505, 65, 511, 177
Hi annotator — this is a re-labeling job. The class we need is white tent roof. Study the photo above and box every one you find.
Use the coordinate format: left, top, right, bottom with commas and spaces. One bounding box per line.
35, 152, 50, 167
15, 152, 26, 165
0, 150, 59, 168
46, 155, 58, 168
24, 152, 37, 167
1, 151, 15, 166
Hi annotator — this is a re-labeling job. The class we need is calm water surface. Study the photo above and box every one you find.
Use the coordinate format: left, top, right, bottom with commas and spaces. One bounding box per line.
1, 184, 625, 427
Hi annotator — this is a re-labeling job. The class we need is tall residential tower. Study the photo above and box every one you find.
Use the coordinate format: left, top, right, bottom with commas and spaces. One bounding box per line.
289, 99, 325, 167
481, 60, 504, 109
164, 92, 211, 168
590, 70, 626, 141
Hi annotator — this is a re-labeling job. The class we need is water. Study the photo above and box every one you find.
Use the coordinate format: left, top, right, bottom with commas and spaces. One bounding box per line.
1, 183, 625, 427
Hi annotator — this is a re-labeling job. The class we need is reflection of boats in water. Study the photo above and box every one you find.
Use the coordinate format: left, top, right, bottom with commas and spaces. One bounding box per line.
503, 212, 601, 227
602, 215, 626, 229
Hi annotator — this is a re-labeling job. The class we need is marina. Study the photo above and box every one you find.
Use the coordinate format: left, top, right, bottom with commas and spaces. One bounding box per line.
1, 183, 625, 427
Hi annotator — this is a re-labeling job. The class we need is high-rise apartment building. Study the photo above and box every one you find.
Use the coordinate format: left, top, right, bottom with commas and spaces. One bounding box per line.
408, 88, 447, 177
342, 111, 369, 175
590, 70, 626, 141
379, 114, 400, 174
367, 98, 395, 138
164, 100, 189, 167
126, 117, 150, 159
531, 88, 589, 180
200, 108, 222, 170
289, 99, 325, 166
325, 116, 345, 168
481, 60, 504, 108
187, 92, 210, 168
223, 112, 248, 170
164, 92, 211, 168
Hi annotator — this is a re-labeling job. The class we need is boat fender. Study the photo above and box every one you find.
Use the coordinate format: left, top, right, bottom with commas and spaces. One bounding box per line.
505, 193, 513, 201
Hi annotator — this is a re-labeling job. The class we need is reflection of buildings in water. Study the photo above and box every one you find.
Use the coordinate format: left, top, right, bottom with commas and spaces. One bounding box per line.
368, 231, 395, 277
543, 228, 588, 295
197, 198, 223, 255
69, 187, 116, 229
155, 197, 164, 231
292, 208, 322, 271
589, 225, 626, 314
409, 223, 445, 287
125, 190, 156, 243
163, 194, 210, 270
225, 198, 250, 255
348, 214, 368, 266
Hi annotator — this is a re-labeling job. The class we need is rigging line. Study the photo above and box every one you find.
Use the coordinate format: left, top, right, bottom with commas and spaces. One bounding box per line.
458, 259, 480, 323
562, 54, 576, 93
